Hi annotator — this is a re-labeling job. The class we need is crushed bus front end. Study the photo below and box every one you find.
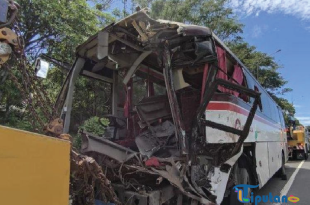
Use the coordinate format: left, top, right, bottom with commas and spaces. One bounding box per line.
58, 9, 262, 205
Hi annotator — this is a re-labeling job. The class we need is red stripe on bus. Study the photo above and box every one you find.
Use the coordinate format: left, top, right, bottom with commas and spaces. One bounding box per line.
207, 102, 281, 129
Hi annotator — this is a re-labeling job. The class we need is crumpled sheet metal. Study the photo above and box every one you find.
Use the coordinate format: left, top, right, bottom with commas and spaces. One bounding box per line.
210, 147, 243, 204
150, 160, 215, 205
118, 157, 215, 204
81, 132, 137, 163
135, 120, 175, 158
81, 132, 215, 204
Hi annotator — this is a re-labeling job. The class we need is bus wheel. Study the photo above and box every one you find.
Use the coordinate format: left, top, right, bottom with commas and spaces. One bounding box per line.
278, 153, 287, 180
228, 162, 254, 205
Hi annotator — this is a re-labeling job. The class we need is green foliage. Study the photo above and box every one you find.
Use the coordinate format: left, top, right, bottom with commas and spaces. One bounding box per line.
1, 110, 33, 131
0, 0, 114, 131
73, 116, 109, 149
228, 39, 286, 92
134, 0, 243, 40
17, 0, 114, 60
70, 76, 111, 133
273, 97, 295, 115
79, 116, 109, 136
227, 39, 295, 122
295, 118, 301, 126
271, 95, 295, 125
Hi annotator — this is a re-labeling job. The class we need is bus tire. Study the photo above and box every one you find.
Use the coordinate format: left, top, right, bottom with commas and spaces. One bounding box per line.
279, 153, 287, 180
228, 161, 254, 205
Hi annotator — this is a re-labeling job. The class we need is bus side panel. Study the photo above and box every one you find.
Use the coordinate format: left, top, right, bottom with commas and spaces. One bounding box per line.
255, 142, 270, 187
267, 141, 282, 177
205, 110, 240, 143
254, 119, 281, 142
205, 102, 281, 144
205, 102, 256, 143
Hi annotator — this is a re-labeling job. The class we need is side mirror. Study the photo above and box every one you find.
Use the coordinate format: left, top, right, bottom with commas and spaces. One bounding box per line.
35, 57, 50, 78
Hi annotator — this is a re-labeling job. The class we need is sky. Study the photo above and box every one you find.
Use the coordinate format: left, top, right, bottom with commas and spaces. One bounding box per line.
229, 0, 310, 125
108, 0, 310, 125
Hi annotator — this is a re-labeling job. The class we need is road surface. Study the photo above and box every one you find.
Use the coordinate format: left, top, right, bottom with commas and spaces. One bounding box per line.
255, 157, 310, 205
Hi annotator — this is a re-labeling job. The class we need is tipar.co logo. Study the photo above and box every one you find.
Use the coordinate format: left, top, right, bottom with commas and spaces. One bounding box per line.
233, 184, 300, 205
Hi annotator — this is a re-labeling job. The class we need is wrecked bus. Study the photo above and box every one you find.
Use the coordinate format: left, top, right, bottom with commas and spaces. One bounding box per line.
54, 9, 287, 205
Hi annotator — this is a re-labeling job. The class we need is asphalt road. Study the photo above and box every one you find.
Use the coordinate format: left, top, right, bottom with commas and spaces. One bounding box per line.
255, 157, 310, 205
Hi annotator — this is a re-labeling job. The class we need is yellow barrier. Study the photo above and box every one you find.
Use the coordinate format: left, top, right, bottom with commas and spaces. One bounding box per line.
0, 126, 70, 205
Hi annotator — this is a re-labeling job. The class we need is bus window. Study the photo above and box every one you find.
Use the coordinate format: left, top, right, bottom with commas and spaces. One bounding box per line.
243, 71, 256, 104
263, 94, 272, 119
238, 73, 250, 102
70, 75, 111, 133
254, 86, 263, 112
117, 75, 126, 108
277, 107, 285, 127
132, 76, 147, 105
154, 82, 166, 96
132, 76, 166, 105
271, 103, 280, 123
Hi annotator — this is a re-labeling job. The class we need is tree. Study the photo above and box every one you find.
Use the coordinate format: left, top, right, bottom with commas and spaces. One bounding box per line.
0, 0, 114, 130
133, 0, 243, 41
228, 39, 287, 93
17, 0, 114, 60
227, 39, 295, 121
74, 116, 109, 149
271, 95, 295, 125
